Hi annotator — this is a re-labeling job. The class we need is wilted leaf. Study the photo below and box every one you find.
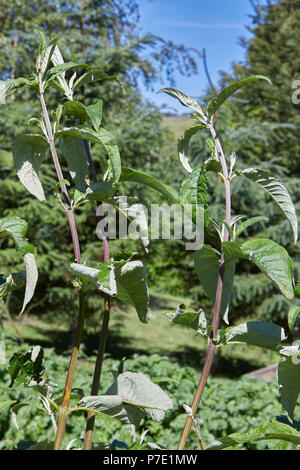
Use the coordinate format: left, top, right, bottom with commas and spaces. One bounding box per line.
166, 304, 208, 336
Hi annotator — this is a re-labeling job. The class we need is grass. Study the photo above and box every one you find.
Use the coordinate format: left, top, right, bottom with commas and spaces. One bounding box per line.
3, 290, 278, 378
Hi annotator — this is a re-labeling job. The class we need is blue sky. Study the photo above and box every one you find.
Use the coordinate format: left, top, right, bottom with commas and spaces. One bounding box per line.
136, 0, 255, 113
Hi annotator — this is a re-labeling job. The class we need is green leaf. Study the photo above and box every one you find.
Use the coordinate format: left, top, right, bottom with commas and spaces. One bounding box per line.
11, 402, 29, 430
86, 100, 103, 131
8, 346, 44, 387
207, 75, 272, 118
194, 245, 236, 321
72, 69, 120, 91
27, 441, 55, 450
117, 198, 149, 251
77, 395, 144, 425
241, 238, 294, 300
235, 216, 269, 238
0, 400, 18, 413
178, 125, 207, 173
63, 101, 89, 124
120, 166, 179, 203
38, 37, 59, 75
85, 182, 116, 201
68, 262, 116, 296
236, 168, 298, 243
20, 253, 38, 315
13, 134, 48, 201
78, 371, 173, 425
114, 260, 150, 324
56, 127, 121, 182
157, 87, 205, 117
0, 217, 36, 256
68, 259, 150, 323
295, 282, 300, 299
0, 77, 36, 102
37, 31, 48, 68
179, 167, 208, 227
288, 305, 300, 333
0, 272, 26, 301
107, 371, 173, 422
60, 136, 89, 192
44, 62, 90, 84
0, 217, 38, 312
204, 158, 222, 174
278, 357, 300, 420
98, 131, 121, 183
222, 241, 248, 263
221, 321, 287, 351
208, 422, 300, 450
166, 304, 208, 336
50, 44, 65, 66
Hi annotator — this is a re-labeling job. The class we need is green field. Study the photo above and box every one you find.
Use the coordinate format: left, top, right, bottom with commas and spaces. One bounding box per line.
162, 114, 195, 139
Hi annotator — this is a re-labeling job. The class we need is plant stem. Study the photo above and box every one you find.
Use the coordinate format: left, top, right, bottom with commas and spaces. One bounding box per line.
82, 140, 111, 450
83, 296, 110, 449
178, 123, 231, 450
39, 81, 86, 449
39, 88, 81, 261
53, 290, 86, 449
183, 404, 205, 450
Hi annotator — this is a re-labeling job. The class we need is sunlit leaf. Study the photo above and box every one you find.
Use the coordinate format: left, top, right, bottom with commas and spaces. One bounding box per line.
13, 134, 48, 201
236, 168, 298, 243
207, 75, 272, 118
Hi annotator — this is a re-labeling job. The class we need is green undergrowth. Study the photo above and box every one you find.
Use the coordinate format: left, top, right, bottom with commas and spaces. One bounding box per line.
0, 335, 297, 450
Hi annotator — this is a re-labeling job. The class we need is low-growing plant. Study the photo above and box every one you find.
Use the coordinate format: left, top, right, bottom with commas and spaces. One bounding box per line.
2, 340, 299, 450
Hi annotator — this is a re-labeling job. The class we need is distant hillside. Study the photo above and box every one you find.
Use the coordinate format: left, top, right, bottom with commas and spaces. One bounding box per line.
162, 113, 194, 139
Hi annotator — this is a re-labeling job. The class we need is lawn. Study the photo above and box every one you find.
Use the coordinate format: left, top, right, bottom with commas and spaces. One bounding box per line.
3, 290, 278, 378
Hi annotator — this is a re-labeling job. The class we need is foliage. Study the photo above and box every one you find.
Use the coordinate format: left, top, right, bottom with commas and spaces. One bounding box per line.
1, 0, 300, 452
0, 338, 299, 450
0, 0, 192, 331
